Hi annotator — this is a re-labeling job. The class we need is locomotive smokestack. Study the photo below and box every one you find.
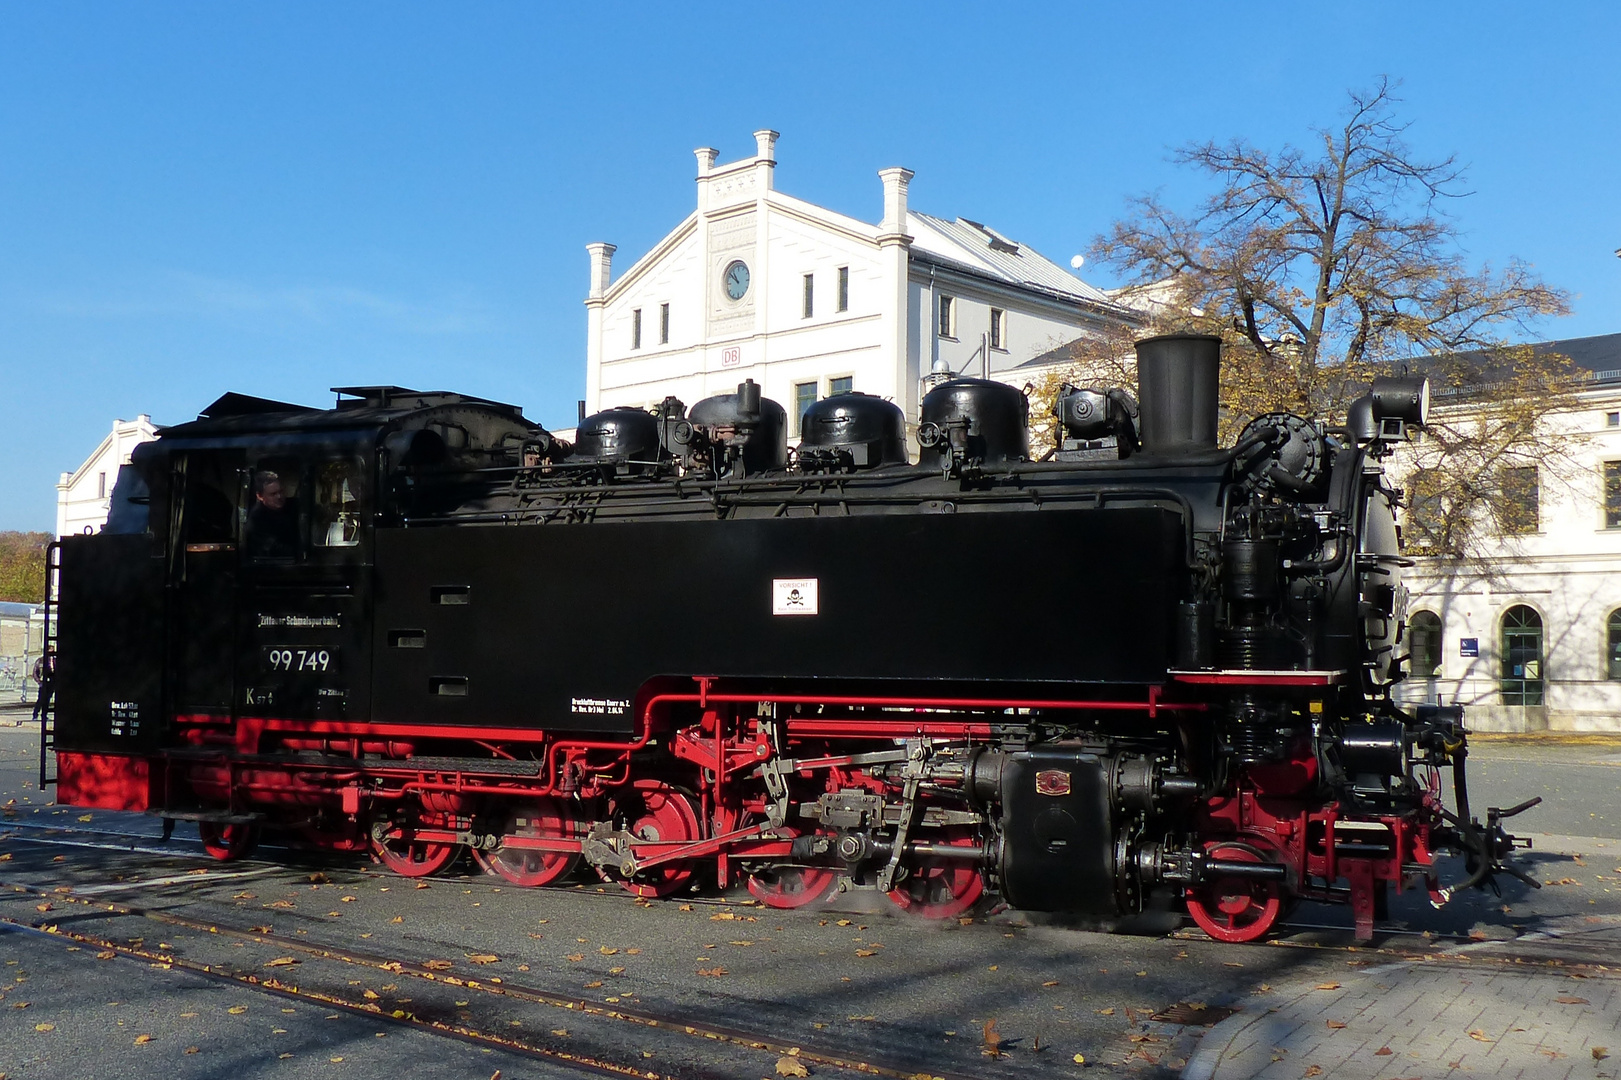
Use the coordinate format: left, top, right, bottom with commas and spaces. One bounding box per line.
1134, 333, 1221, 453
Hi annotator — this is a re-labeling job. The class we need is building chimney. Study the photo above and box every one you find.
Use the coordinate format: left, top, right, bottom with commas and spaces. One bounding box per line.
694, 147, 718, 176
753, 129, 778, 192
753, 129, 778, 163
878, 167, 914, 238
586, 242, 616, 300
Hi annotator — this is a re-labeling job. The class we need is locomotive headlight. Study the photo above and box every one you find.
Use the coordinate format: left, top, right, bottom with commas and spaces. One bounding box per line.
1370, 376, 1430, 428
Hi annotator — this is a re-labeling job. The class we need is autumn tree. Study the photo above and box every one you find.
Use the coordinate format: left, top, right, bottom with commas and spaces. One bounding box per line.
1090, 78, 1575, 561
0, 532, 51, 603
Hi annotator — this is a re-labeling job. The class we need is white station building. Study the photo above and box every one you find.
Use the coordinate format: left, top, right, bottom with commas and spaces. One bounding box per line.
584, 130, 1138, 437
55, 414, 158, 538
1394, 333, 1621, 732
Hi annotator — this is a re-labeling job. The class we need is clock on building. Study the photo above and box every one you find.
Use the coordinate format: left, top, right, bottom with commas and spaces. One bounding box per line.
723, 260, 750, 301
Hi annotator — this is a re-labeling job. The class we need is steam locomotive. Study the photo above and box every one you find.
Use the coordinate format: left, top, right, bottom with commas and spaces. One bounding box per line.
48, 334, 1535, 941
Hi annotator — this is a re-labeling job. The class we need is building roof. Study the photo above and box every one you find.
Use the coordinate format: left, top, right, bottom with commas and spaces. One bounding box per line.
1534, 333, 1621, 381
0, 601, 41, 619
906, 213, 1115, 308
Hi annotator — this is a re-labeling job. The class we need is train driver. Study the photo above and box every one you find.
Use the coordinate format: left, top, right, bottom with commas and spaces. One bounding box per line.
246, 469, 300, 558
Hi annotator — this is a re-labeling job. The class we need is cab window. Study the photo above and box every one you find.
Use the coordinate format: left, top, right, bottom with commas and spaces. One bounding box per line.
313, 460, 364, 548
245, 458, 303, 560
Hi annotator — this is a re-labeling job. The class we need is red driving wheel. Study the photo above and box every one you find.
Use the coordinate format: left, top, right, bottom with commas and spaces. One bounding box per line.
598, 781, 701, 899
746, 827, 836, 909
1186, 842, 1284, 943
198, 820, 258, 862
473, 798, 583, 888
885, 825, 985, 919
372, 817, 459, 878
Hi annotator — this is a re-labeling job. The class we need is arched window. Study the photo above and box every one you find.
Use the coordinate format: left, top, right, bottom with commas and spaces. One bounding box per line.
1409, 611, 1443, 678
1501, 605, 1544, 705
1608, 610, 1621, 680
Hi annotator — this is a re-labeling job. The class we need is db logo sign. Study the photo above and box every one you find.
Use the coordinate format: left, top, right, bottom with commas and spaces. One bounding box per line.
721, 347, 741, 369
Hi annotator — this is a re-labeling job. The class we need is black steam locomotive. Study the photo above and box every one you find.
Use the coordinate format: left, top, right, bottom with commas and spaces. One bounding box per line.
48, 334, 1533, 941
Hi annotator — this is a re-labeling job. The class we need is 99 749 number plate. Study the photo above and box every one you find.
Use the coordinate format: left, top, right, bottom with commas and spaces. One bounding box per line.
263, 646, 339, 674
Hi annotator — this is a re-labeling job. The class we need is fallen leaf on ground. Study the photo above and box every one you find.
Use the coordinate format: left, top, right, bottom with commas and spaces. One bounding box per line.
340, 896, 357, 902
1314, 983, 1341, 991
855, 949, 878, 957
414, 882, 430, 890
34, 903, 50, 913
184, 1046, 199, 1054
696, 967, 727, 977
982, 1018, 1001, 1058
566, 954, 584, 963
775, 1056, 810, 1077
1594, 1047, 1609, 1061
133, 1034, 152, 1045
35, 1022, 55, 1032
1096, 1007, 1114, 1016
423, 960, 453, 970
551, 1029, 569, 1037
1326, 1020, 1346, 1029
1468, 1030, 1493, 1042
1555, 996, 1589, 1004
467, 954, 499, 965
1546, 878, 1580, 886
583, 981, 603, 989
1042, 980, 1059, 987
1374, 1047, 1392, 1055
96, 950, 116, 960
227, 1006, 248, 1015
362, 989, 379, 1000
265, 957, 299, 968
1303, 1067, 1323, 1078
599, 946, 618, 955
1072, 1053, 1085, 1064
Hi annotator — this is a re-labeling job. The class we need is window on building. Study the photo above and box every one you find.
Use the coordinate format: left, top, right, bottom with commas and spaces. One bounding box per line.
793, 381, 819, 434
631, 308, 642, 350
1607, 411, 1619, 427
1404, 469, 1446, 552
1608, 610, 1621, 679
97, 472, 107, 499
1494, 466, 1539, 534
659, 303, 670, 345
1408, 611, 1443, 678
829, 376, 853, 396
802, 273, 814, 319
1500, 605, 1544, 705
989, 308, 1006, 350
938, 295, 956, 339
837, 266, 849, 312
1605, 462, 1621, 529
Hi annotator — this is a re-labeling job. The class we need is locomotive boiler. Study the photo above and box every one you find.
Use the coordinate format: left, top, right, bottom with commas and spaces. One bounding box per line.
46, 333, 1536, 941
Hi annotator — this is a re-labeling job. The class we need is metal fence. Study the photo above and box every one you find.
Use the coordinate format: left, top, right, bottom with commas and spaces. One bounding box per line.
0, 605, 43, 708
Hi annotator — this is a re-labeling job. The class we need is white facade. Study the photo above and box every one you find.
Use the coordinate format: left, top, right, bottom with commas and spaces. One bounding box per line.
56, 415, 158, 537
1393, 335, 1621, 732
585, 131, 1136, 437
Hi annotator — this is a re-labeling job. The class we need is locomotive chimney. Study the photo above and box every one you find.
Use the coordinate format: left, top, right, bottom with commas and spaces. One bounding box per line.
1134, 333, 1221, 453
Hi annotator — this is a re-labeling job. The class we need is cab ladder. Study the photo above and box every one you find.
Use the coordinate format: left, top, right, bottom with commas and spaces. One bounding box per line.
37, 540, 60, 789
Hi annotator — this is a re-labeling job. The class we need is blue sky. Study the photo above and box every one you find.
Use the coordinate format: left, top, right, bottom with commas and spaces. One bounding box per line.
2, 2, 1618, 530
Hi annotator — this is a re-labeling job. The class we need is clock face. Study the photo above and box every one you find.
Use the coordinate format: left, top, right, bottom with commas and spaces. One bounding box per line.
723, 260, 750, 301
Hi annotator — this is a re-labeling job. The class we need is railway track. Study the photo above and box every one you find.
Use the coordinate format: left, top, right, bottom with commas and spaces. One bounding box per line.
0, 874, 987, 1080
